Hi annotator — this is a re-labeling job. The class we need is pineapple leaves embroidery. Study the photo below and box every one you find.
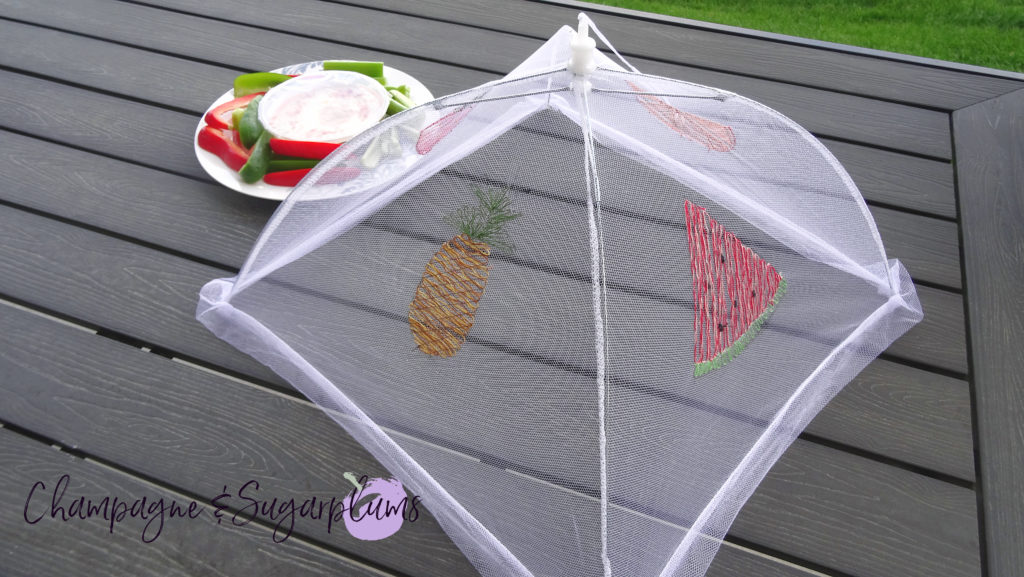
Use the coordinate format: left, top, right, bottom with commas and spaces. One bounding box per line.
409, 187, 520, 357
686, 200, 786, 377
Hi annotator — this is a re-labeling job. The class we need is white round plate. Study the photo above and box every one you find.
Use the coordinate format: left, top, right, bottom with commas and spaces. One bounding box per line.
195, 62, 433, 201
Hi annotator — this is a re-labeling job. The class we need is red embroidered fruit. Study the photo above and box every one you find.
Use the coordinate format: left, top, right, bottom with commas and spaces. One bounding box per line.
629, 82, 736, 152
685, 200, 786, 377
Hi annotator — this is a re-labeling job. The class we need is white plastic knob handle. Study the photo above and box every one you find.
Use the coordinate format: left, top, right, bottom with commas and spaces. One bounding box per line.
568, 18, 597, 76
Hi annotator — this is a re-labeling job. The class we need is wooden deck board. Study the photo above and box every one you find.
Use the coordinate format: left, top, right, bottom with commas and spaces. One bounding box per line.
0, 71, 966, 372
0, 427, 384, 577
121, 0, 954, 158
2, 0, 951, 158
0, 130, 975, 483
887, 285, 968, 375
0, 292, 980, 577
805, 360, 974, 482
0, 0, 1013, 574
0, 71, 201, 177
0, 198, 961, 480
0, 60, 962, 303
0, 301, 824, 577
335, 0, 1024, 110
0, 16, 957, 218
0, 106, 965, 382
0, 302, 478, 577
0, 0, 494, 98
734, 439, 980, 577
822, 139, 955, 219
954, 87, 1024, 577
0, 202, 283, 386
0, 46, 964, 297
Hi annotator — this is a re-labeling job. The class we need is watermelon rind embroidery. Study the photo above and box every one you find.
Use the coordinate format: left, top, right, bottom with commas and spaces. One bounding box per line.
686, 200, 786, 377
693, 278, 787, 377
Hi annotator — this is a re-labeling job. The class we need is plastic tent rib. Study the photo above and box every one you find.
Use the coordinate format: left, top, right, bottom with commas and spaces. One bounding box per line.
197, 14, 923, 577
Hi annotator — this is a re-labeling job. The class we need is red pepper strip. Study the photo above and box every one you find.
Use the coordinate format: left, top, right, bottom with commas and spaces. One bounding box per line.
203, 92, 265, 130
269, 138, 342, 159
416, 106, 472, 154
197, 126, 249, 171
263, 168, 313, 187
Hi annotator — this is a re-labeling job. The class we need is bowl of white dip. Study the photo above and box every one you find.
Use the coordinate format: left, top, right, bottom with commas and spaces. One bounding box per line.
258, 70, 391, 144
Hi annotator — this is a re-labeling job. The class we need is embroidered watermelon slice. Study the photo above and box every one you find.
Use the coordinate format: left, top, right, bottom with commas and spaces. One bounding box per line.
685, 200, 786, 377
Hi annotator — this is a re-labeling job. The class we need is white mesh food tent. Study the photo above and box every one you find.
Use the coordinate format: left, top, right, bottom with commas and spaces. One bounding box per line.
197, 15, 923, 577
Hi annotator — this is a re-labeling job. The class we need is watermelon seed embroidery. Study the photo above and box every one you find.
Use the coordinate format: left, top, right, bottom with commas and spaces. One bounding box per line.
685, 200, 786, 377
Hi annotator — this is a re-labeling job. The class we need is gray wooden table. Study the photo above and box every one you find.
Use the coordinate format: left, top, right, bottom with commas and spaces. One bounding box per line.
1, 1, 1021, 576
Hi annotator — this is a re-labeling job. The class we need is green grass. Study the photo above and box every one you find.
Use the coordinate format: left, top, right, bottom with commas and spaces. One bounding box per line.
584, 0, 1024, 72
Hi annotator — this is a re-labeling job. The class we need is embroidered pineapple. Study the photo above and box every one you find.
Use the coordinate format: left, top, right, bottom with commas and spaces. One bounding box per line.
409, 187, 519, 357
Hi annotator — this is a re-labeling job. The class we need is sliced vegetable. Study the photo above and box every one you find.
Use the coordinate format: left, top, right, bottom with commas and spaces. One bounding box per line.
263, 168, 313, 187
238, 131, 273, 183
268, 157, 320, 172
269, 138, 342, 159
385, 86, 416, 116
386, 84, 412, 98
386, 95, 408, 116
361, 126, 403, 168
234, 72, 292, 97
205, 63, 416, 181
204, 92, 264, 130
389, 89, 415, 110
322, 60, 385, 77
197, 126, 249, 171
238, 94, 264, 149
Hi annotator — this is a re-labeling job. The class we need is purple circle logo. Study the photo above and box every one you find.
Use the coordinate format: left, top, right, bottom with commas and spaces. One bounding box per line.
343, 473, 409, 541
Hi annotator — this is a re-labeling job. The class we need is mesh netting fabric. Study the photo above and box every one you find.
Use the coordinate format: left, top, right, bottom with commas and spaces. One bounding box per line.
197, 16, 922, 577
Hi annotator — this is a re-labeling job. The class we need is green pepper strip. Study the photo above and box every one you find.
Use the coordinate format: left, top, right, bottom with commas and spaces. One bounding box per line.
238, 131, 272, 184
387, 89, 416, 115
322, 60, 384, 77
234, 72, 292, 97
230, 108, 245, 130
387, 96, 407, 116
238, 95, 264, 149
268, 157, 320, 172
